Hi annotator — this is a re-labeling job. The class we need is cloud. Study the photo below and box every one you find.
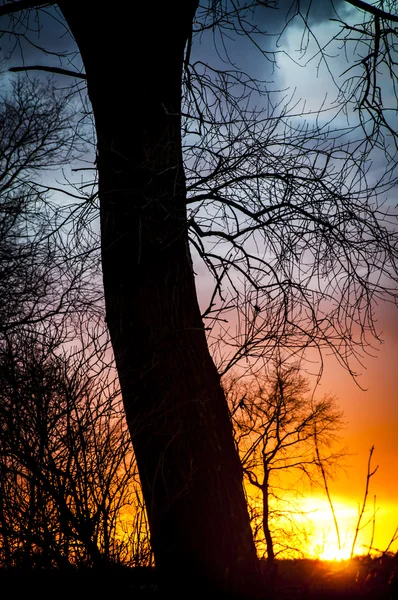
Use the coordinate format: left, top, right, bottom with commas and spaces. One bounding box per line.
256, 0, 350, 29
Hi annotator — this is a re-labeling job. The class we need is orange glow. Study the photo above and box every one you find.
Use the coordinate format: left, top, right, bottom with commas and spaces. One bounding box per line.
234, 301, 398, 561
274, 493, 398, 560
118, 302, 398, 564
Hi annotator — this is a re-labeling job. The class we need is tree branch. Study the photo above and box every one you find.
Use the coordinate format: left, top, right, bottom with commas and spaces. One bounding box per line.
345, 0, 398, 23
9, 65, 87, 79
0, 1, 52, 17
350, 445, 379, 559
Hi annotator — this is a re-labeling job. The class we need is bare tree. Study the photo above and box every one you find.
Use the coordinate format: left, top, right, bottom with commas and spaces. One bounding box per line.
0, 72, 150, 572
0, 331, 148, 569
0, 76, 96, 337
0, 2, 397, 596
226, 360, 346, 563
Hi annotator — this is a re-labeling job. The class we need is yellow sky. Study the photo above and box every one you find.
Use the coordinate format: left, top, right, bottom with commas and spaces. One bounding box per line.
212, 298, 398, 560
295, 494, 397, 560
116, 293, 398, 562
286, 302, 398, 559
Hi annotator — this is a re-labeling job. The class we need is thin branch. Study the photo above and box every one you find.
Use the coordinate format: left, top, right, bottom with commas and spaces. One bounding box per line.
9, 65, 87, 80
350, 445, 379, 559
367, 494, 376, 556
382, 525, 398, 556
0, 0, 51, 17
314, 425, 341, 553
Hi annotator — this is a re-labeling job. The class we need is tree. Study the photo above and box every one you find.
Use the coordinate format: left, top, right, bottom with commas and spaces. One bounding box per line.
0, 2, 397, 597
226, 360, 346, 563
0, 75, 144, 569
0, 75, 98, 340
0, 331, 146, 569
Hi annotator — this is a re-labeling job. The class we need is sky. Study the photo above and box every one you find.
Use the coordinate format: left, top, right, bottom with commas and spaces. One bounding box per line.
0, 0, 397, 560
190, 0, 398, 559
268, 3, 398, 559
309, 302, 398, 557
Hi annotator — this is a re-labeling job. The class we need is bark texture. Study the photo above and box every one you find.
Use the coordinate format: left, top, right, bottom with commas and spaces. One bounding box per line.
59, 2, 263, 597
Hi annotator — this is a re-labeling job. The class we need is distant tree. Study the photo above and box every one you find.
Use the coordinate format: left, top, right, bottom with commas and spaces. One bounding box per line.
0, 76, 93, 338
226, 360, 346, 563
0, 332, 150, 569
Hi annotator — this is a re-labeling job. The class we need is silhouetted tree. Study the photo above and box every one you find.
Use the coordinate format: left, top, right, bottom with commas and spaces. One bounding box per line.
226, 360, 346, 562
0, 76, 92, 337
0, 2, 397, 596
0, 74, 149, 571
0, 332, 147, 569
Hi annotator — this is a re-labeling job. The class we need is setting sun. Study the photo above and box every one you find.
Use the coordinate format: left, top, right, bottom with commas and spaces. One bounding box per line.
291, 495, 398, 561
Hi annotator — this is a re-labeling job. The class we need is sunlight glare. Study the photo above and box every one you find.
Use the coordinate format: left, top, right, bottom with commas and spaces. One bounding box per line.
296, 496, 360, 560
318, 543, 352, 562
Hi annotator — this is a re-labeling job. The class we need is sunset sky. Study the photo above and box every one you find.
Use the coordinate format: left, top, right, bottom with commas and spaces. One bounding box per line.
191, 0, 398, 559
1, 0, 397, 562
306, 302, 398, 559
202, 298, 398, 560
276, 3, 398, 558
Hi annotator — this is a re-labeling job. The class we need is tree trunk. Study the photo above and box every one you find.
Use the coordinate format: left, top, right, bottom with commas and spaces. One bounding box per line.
261, 469, 277, 593
59, 2, 263, 597
262, 469, 275, 563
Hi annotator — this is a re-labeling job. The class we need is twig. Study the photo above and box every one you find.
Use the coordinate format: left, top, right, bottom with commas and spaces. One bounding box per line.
382, 526, 398, 557
314, 425, 341, 553
351, 446, 378, 559
367, 494, 376, 556
0, 1, 50, 18
344, 0, 398, 23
